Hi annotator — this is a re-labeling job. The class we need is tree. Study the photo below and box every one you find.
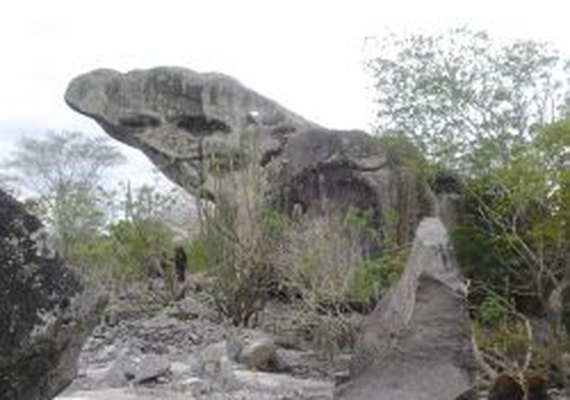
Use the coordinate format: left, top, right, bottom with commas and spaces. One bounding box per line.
455, 119, 569, 385
457, 120, 569, 302
4, 131, 125, 258
107, 182, 181, 280
367, 27, 570, 171
367, 29, 570, 301
368, 28, 570, 381
0, 173, 14, 194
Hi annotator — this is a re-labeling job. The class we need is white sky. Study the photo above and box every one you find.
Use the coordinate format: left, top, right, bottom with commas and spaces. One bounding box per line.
1, 0, 569, 188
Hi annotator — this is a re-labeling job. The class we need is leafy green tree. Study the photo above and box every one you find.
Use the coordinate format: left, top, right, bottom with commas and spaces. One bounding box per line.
368, 29, 570, 380
5, 131, 125, 258
457, 120, 569, 308
456, 119, 569, 383
367, 27, 569, 171
367, 29, 569, 302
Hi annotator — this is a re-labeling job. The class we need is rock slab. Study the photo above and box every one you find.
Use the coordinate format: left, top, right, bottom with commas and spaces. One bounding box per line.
336, 217, 477, 400
0, 189, 106, 400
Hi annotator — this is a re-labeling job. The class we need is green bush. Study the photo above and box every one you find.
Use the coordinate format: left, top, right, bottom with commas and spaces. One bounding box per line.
67, 235, 119, 283
64, 218, 177, 289
347, 250, 407, 305
477, 294, 507, 325
191, 150, 283, 327
108, 219, 175, 279
186, 236, 209, 272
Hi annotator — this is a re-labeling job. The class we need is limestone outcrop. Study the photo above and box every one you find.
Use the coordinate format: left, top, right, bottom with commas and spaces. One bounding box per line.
336, 217, 477, 400
0, 189, 106, 400
65, 67, 427, 234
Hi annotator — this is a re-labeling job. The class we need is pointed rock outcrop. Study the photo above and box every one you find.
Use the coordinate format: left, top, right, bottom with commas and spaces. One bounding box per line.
336, 217, 477, 400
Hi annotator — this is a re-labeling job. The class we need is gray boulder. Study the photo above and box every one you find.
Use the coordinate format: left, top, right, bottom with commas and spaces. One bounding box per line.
65, 67, 429, 240
336, 218, 477, 400
0, 189, 106, 400
104, 353, 171, 387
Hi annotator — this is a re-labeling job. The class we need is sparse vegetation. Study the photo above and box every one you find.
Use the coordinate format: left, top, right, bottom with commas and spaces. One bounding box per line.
189, 143, 281, 327
3, 131, 125, 259
2, 26, 569, 396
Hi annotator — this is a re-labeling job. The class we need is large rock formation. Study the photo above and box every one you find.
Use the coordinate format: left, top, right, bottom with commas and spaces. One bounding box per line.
336, 217, 477, 400
65, 67, 318, 201
65, 67, 428, 238
64, 68, 477, 398
0, 189, 106, 400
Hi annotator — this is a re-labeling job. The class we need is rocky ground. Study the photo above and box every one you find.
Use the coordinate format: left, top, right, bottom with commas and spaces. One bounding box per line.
54, 278, 570, 400
55, 281, 350, 400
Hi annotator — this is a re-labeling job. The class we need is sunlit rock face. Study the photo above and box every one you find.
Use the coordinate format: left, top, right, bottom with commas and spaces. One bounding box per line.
65, 67, 427, 235
336, 218, 477, 400
0, 189, 106, 400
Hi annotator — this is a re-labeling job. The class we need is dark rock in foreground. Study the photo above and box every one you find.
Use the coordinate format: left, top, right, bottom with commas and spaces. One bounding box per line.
0, 189, 106, 400
336, 217, 477, 400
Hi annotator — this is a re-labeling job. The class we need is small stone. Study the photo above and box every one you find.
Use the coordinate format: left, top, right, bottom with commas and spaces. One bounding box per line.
104, 353, 170, 387
132, 354, 171, 384
238, 337, 277, 371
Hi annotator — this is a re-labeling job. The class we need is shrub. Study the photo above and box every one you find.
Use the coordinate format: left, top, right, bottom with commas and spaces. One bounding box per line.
477, 293, 508, 326
273, 205, 408, 357
192, 147, 282, 327
108, 219, 175, 280
348, 250, 408, 305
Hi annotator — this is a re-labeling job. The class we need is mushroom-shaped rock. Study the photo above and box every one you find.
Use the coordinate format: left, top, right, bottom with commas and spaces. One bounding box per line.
65, 67, 429, 243
336, 218, 477, 400
0, 189, 106, 400
65, 67, 318, 200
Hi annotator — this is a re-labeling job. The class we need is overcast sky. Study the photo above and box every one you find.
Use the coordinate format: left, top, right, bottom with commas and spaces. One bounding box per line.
1, 0, 569, 187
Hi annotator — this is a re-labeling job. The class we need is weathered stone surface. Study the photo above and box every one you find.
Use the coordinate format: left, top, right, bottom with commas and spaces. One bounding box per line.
232, 370, 334, 399
278, 128, 394, 220
57, 388, 193, 400
104, 353, 171, 387
65, 67, 318, 201
65, 67, 427, 235
0, 189, 106, 400
336, 218, 477, 400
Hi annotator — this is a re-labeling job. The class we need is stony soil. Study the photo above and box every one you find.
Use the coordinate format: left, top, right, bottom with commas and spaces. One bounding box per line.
56, 282, 348, 400
55, 280, 570, 400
